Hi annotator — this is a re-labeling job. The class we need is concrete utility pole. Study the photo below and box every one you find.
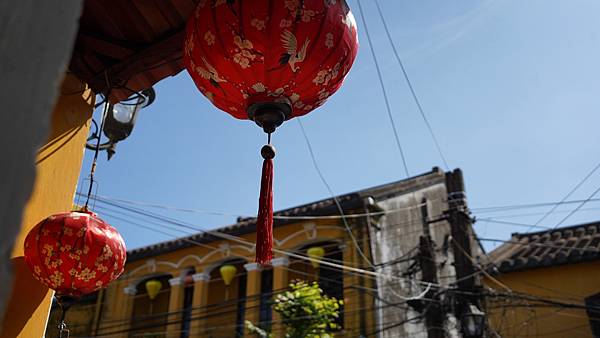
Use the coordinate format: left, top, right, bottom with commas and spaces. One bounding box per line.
446, 170, 486, 338
418, 235, 445, 338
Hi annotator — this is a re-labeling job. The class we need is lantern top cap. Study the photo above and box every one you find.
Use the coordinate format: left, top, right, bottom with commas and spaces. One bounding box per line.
247, 101, 292, 134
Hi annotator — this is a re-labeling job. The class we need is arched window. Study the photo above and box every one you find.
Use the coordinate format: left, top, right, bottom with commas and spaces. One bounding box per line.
259, 267, 273, 332
130, 274, 172, 338
203, 259, 247, 337
288, 242, 344, 327
180, 267, 196, 338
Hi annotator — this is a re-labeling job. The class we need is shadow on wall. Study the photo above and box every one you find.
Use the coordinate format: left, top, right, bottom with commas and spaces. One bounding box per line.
0, 257, 50, 337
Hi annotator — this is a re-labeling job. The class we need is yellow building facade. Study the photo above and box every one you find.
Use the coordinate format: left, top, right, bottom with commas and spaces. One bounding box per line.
1, 74, 94, 338
46, 195, 379, 337
486, 222, 600, 337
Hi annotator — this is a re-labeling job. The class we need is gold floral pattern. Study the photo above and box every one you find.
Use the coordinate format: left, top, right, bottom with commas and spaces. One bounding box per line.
312, 62, 341, 86
302, 9, 315, 22
184, 0, 358, 120
251, 18, 266, 31
280, 19, 292, 28
204, 31, 215, 46
23, 211, 126, 296
49, 271, 64, 288
284, 0, 299, 12
325, 33, 334, 49
76, 268, 96, 283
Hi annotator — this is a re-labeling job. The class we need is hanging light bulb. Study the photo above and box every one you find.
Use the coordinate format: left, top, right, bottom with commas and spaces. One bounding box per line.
145, 280, 162, 300
220, 264, 237, 286
307, 246, 326, 269
86, 88, 155, 160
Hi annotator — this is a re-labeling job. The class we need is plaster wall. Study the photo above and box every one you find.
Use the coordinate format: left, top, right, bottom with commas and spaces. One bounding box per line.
486, 260, 600, 337
0, 0, 83, 327
1, 74, 93, 338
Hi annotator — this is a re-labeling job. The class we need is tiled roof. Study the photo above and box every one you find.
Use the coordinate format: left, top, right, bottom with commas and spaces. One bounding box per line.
488, 221, 600, 273
127, 168, 446, 262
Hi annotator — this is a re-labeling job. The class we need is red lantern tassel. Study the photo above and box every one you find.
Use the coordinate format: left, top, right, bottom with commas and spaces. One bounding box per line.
256, 145, 275, 265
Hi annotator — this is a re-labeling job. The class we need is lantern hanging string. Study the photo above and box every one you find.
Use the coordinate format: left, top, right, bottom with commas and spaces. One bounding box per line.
57, 296, 76, 338
84, 73, 111, 210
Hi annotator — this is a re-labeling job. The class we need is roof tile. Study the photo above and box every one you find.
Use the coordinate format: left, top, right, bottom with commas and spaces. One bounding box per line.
489, 221, 600, 273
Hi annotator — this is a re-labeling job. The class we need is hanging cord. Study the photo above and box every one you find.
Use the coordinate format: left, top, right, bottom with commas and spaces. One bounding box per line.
83, 99, 110, 209
57, 296, 76, 338
84, 73, 111, 210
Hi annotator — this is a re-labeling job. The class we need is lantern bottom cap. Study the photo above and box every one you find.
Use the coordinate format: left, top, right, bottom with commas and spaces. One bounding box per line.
247, 101, 291, 134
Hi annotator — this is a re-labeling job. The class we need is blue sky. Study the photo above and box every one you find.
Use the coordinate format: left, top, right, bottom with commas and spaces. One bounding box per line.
79, 0, 600, 252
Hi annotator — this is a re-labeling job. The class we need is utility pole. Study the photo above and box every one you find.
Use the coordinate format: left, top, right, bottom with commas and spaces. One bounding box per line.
415, 197, 444, 338
446, 169, 486, 337
418, 234, 445, 338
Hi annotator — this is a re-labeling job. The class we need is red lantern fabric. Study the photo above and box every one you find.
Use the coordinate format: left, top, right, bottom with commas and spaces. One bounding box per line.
23, 211, 126, 297
184, 0, 359, 120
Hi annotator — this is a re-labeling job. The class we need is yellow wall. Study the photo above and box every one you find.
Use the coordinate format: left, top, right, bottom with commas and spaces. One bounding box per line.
88, 219, 372, 337
1, 74, 93, 338
485, 260, 600, 337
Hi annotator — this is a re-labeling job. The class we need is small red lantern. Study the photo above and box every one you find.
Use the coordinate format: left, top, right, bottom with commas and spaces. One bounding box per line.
184, 0, 358, 264
23, 210, 126, 297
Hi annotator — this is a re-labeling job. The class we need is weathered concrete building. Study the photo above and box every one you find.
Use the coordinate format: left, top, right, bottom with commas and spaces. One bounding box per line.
368, 168, 485, 338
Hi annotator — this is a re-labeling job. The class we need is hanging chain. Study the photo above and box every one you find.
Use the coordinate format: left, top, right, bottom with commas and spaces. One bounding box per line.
58, 321, 70, 338
57, 298, 71, 338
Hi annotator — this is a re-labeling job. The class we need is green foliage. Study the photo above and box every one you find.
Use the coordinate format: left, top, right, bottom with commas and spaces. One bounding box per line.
246, 281, 343, 338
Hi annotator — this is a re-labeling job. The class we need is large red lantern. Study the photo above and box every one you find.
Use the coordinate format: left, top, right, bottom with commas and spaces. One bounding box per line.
23, 210, 126, 297
184, 0, 358, 264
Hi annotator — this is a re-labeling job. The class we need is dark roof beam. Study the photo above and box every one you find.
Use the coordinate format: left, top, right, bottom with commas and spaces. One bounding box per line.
78, 32, 136, 60
85, 29, 185, 100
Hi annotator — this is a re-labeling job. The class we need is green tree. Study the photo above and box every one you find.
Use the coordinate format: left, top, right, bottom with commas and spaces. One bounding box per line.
246, 281, 343, 338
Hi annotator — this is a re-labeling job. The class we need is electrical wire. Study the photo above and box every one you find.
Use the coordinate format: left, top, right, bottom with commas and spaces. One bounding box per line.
355, 0, 410, 178
297, 118, 376, 269
554, 183, 600, 228
88, 192, 600, 267
80, 192, 433, 220
471, 198, 600, 213
91, 198, 441, 290
96, 203, 372, 269
89, 193, 441, 268
476, 206, 600, 221
91, 194, 600, 289
82, 296, 411, 337
82, 191, 600, 223
475, 218, 551, 231
373, 0, 450, 171
530, 160, 600, 231
95, 194, 595, 302
58, 213, 598, 337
